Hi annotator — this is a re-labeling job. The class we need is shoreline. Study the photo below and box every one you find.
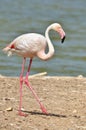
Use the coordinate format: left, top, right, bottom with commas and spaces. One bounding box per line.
0, 73, 85, 79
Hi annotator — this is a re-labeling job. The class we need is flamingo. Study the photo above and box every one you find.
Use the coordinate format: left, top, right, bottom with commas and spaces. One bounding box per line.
3, 23, 66, 116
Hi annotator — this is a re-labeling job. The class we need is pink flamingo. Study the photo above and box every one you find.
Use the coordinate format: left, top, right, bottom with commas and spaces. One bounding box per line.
3, 23, 66, 116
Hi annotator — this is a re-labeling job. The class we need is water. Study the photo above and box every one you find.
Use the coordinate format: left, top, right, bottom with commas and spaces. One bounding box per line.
0, 0, 86, 77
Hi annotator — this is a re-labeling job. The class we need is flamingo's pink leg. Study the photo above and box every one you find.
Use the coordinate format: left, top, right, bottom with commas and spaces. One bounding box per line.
24, 58, 48, 114
18, 58, 28, 116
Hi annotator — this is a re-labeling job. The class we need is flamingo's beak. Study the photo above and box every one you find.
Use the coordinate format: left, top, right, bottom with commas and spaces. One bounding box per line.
61, 35, 66, 43
59, 28, 66, 44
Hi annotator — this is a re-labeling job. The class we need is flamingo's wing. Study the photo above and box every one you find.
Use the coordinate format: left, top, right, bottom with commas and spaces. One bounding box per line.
3, 33, 47, 58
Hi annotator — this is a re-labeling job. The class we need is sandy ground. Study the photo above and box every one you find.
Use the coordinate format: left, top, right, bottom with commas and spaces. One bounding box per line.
0, 75, 86, 130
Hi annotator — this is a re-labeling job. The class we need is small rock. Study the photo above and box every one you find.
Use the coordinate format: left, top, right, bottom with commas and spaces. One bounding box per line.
6, 107, 13, 111
73, 109, 77, 113
77, 75, 83, 78
21, 108, 25, 111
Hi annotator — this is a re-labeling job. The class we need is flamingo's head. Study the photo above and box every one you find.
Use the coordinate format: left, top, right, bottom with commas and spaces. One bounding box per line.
51, 23, 66, 43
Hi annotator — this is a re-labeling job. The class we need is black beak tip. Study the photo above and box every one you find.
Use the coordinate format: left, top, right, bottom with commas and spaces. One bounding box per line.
61, 36, 66, 43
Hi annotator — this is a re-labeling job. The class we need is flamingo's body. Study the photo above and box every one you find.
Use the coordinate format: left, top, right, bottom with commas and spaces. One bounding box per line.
3, 23, 66, 116
7, 33, 47, 58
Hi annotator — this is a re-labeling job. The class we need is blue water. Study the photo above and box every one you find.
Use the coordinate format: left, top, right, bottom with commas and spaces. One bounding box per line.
0, 0, 86, 77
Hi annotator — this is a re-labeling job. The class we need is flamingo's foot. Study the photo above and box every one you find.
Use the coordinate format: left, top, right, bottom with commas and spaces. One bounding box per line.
40, 105, 48, 114
18, 111, 28, 117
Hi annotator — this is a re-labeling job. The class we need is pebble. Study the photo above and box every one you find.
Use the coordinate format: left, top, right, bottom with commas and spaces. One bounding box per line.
77, 75, 83, 78
6, 107, 13, 111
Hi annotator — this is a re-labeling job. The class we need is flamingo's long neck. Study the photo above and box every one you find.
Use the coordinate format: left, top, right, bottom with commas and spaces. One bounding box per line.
45, 26, 55, 59
37, 25, 55, 61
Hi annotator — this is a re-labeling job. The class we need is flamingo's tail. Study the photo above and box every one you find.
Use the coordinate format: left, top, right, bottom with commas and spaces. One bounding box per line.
3, 46, 13, 56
